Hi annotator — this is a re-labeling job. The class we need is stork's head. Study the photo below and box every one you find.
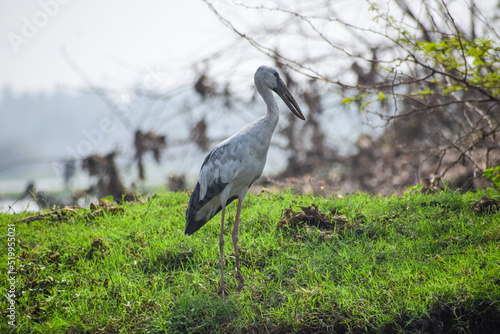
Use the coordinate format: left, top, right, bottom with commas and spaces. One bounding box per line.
254, 66, 306, 120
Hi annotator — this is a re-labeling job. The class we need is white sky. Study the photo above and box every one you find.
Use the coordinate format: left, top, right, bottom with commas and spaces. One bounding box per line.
2, 0, 498, 96
0, 0, 236, 95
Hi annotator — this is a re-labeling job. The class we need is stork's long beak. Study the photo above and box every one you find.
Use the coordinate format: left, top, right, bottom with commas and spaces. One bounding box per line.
273, 79, 306, 120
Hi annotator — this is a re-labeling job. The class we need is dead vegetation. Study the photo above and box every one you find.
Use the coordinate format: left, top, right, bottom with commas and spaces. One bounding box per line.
472, 196, 500, 213
277, 204, 354, 240
14, 199, 125, 224
81, 153, 131, 202
134, 130, 166, 181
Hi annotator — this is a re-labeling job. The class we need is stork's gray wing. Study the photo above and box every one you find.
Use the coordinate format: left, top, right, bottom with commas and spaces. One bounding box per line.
185, 144, 239, 235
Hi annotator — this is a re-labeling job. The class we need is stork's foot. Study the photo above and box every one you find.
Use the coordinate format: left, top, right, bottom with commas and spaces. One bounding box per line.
218, 284, 228, 299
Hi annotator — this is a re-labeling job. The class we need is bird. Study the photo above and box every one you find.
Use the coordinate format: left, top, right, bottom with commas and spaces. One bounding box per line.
185, 65, 305, 297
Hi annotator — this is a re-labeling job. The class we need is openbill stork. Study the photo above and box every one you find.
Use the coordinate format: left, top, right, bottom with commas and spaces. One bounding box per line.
185, 65, 305, 297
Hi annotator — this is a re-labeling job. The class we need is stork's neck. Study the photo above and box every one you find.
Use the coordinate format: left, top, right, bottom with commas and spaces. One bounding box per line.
247, 87, 279, 154
260, 88, 280, 125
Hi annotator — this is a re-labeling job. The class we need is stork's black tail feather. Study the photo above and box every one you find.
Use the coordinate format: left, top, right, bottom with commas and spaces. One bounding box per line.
184, 182, 236, 235
185, 183, 210, 235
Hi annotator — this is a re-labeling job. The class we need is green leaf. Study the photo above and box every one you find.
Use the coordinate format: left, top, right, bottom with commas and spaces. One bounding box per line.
483, 166, 500, 187
411, 87, 434, 97
342, 97, 354, 105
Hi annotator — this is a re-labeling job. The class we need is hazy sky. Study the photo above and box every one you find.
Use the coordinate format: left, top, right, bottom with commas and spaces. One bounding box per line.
0, 0, 234, 94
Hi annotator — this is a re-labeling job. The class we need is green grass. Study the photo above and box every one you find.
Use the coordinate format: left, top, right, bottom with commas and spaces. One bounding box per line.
1, 189, 499, 333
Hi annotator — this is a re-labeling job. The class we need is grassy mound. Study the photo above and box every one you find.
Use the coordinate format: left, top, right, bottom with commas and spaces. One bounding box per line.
1, 190, 499, 333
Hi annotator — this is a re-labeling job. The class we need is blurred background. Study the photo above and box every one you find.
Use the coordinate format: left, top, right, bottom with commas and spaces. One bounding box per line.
1, 0, 499, 211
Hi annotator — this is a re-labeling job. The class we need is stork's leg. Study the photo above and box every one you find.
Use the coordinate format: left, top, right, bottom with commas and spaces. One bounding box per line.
232, 198, 245, 291
219, 205, 227, 298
